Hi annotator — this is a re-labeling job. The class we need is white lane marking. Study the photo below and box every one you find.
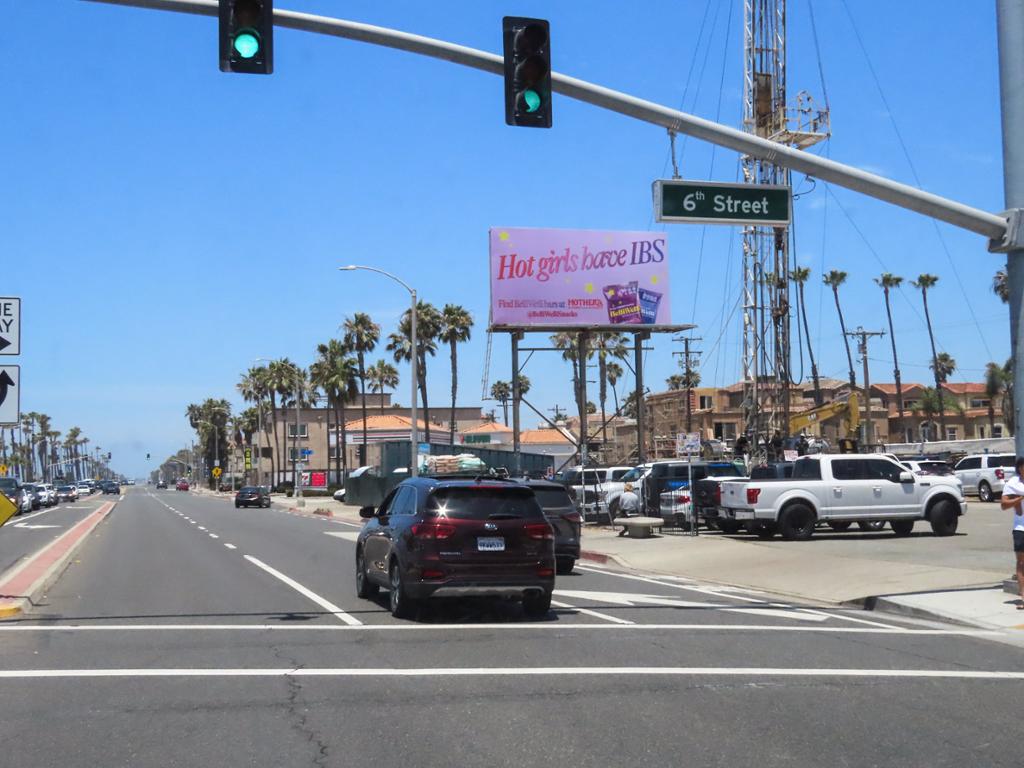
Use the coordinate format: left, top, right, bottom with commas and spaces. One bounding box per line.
10, 508, 58, 523
554, 589, 720, 609
119, 495, 125, 501
574, 563, 904, 630
224, 544, 237, 550
0, 623, 997, 635
10, 522, 61, 529
243, 555, 362, 626
198, 526, 207, 531
209, 534, 219, 539
331, 519, 363, 528
323, 531, 360, 542
550, 599, 634, 625
2, 666, 1023, 680
189, 521, 196, 525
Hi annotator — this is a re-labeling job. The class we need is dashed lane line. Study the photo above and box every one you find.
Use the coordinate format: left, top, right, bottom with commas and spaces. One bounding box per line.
243, 555, 362, 626
224, 544, 237, 550
549, 599, 634, 625
209, 534, 219, 539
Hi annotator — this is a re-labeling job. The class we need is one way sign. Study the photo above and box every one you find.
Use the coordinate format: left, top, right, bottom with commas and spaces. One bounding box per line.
0, 365, 19, 426
0, 298, 20, 355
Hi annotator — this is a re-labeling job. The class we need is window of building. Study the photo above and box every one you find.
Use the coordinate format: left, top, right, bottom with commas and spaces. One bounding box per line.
287, 424, 308, 438
977, 425, 986, 439
970, 398, 990, 409
994, 425, 1004, 438
699, 395, 714, 410
714, 422, 737, 441
945, 427, 958, 440
288, 448, 312, 462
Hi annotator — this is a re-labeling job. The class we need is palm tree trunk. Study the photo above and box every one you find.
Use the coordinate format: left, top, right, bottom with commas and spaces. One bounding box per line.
358, 352, 368, 465
922, 289, 947, 436
502, 397, 509, 426
799, 283, 822, 406
832, 287, 856, 389
341, 402, 350, 471
269, 393, 279, 488
883, 288, 904, 429
419, 350, 432, 443
449, 338, 458, 447
599, 354, 608, 445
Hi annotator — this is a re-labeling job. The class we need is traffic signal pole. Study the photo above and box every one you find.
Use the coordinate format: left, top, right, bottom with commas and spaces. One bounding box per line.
997, 0, 1024, 457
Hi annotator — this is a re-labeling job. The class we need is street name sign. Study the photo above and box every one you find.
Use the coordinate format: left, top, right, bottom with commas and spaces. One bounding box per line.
0, 298, 20, 355
0, 365, 19, 426
654, 180, 791, 226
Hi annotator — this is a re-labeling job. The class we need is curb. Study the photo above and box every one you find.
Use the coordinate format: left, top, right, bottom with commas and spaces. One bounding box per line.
859, 594, 993, 630
579, 549, 634, 570
0, 501, 116, 618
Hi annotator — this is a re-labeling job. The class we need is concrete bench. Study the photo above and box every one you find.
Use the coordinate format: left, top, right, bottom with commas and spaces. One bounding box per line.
616, 516, 664, 539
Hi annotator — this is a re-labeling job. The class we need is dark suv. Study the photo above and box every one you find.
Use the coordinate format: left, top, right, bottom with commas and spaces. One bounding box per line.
355, 477, 556, 619
519, 480, 581, 575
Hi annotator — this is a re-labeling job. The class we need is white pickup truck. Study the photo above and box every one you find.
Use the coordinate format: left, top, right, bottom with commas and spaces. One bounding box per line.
719, 454, 966, 541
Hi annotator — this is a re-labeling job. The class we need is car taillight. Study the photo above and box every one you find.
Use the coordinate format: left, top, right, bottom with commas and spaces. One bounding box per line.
421, 568, 445, 579
525, 522, 554, 540
561, 512, 581, 523
675, 495, 691, 504
996, 468, 1005, 480
411, 523, 455, 540
537, 567, 554, 578
714, 487, 722, 505
746, 487, 761, 504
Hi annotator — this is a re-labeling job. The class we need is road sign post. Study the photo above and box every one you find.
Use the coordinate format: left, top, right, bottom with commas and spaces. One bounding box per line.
0, 366, 20, 426
654, 180, 791, 226
0, 298, 20, 355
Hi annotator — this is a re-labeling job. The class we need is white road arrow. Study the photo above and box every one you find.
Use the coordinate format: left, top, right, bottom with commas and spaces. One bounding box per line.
552, 589, 828, 622
12, 522, 60, 529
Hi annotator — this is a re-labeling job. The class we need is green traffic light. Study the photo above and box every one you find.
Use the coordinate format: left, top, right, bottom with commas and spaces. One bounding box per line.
523, 89, 542, 113
233, 32, 261, 59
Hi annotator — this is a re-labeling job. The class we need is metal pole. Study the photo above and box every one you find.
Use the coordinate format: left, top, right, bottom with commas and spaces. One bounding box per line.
998, 0, 1024, 456
410, 288, 419, 477
295, 376, 304, 506
861, 335, 873, 447
256, 404, 263, 487
577, 332, 589, 470
511, 331, 522, 476
635, 332, 648, 465
86, 0, 1009, 242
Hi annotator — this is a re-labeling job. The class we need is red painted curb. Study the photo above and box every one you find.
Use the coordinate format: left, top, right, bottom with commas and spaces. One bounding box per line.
579, 550, 611, 564
0, 501, 115, 613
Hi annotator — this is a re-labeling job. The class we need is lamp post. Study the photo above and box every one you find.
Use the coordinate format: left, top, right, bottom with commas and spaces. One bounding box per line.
338, 265, 419, 477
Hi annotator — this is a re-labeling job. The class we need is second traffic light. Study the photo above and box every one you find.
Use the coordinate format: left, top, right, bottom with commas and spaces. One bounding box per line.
502, 17, 552, 128
219, 0, 273, 75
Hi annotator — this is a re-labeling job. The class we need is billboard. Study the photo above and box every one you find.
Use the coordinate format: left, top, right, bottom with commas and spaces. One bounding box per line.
489, 227, 671, 327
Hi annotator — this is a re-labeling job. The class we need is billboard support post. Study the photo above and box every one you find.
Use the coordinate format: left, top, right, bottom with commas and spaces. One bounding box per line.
635, 330, 650, 466
511, 330, 523, 476
577, 331, 589, 471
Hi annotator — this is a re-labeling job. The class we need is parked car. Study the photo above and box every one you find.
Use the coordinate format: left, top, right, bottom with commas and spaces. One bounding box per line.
332, 487, 346, 502
952, 453, 1014, 502
719, 454, 966, 540
355, 477, 555, 619
235, 486, 271, 508
901, 459, 955, 477
34, 483, 58, 506
55, 484, 79, 502
565, 465, 637, 520
607, 460, 747, 523
15, 487, 33, 514
0, 477, 27, 515
101, 480, 121, 494
21, 484, 43, 510
176, 479, 190, 491
76, 481, 93, 497
519, 479, 581, 574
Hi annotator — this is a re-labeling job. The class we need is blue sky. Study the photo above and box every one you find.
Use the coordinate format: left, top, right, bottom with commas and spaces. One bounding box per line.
1, 1, 1008, 478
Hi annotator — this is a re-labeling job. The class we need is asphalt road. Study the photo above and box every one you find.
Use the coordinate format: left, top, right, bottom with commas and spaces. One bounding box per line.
0, 492, 113, 577
1, 486, 1023, 767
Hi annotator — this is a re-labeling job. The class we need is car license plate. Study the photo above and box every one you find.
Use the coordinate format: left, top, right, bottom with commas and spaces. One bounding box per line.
735, 510, 754, 520
477, 537, 505, 552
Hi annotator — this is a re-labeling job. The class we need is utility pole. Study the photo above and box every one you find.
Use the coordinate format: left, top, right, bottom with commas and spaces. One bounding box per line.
845, 327, 886, 447
673, 336, 703, 433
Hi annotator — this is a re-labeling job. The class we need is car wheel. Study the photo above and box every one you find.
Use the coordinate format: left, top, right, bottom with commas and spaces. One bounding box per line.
778, 503, 816, 541
928, 500, 959, 537
523, 590, 552, 618
556, 557, 575, 575
718, 520, 743, 535
356, 549, 379, 599
389, 562, 417, 620
891, 520, 915, 537
753, 522, 777, 539
978, 481, 993, 503
828, 521, 852, 532
858, 520, 886, 532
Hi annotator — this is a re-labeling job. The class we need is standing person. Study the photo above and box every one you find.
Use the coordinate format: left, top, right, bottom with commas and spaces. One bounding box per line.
770, 431, 784, 462
617, 483, 640, 537
798, 433, 809, 457
733, 434, 749, 459
999, 456, 1024, 610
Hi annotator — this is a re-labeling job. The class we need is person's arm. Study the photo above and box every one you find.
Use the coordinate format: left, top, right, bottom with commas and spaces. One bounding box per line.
1001, 492, 1023, 512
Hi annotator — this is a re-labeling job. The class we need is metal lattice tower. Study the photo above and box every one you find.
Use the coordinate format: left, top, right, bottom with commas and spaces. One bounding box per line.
740, 0, 830, 442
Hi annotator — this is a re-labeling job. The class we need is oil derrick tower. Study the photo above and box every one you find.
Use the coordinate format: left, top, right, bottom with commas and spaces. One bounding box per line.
740, 0, 830, 445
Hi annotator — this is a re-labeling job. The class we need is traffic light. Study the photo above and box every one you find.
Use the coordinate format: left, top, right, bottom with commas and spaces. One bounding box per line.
146, 453, 150, 460
219, 0, 273, 75
502, 17, 552, 128
107, 452, 112, 460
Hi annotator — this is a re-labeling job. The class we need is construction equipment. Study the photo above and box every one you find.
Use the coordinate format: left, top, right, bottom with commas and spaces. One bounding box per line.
789, 393, 861, 445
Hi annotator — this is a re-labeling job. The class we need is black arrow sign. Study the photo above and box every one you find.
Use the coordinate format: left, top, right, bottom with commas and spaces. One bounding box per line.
0, 370, 14, 408
0, 337, 9, 353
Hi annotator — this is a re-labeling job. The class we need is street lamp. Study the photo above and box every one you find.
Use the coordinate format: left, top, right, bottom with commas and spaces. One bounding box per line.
338, 265, 419, 477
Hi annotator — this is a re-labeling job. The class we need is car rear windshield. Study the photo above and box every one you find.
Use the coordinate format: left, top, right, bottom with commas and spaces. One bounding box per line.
563, 470, 603, 485
918, 462, 952, 474
427, 487, 544, 520
992, 455, 1017, 467
531, 488, 574, 511
57, 486, 73, 492
792, 458, 822, 480
239, 487, 258, 493
707, 463, 744, 477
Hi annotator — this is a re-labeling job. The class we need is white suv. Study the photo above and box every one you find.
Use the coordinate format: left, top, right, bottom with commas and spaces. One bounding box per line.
953, 453, 1016, 502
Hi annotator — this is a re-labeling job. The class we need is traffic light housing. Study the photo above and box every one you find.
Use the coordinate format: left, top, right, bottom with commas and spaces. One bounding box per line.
219, 0, 273, 74
107, 452, 112, 460
502, 17, 552, 128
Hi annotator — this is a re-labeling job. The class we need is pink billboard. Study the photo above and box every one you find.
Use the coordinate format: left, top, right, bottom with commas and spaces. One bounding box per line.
489, 227, 671, 327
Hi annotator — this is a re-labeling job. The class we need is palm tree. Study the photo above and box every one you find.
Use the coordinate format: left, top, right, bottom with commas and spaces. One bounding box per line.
238, 365, 273, 485
551, 332, 584, 417
592, 333, 628, 443
366, 360, 399, 415
994, 269, 1009, 304
438, 304, 474, 446
930, 352, 957, 383
912, 274, 946, 437
1002, 358, 1015, 436
64, 427, 81, 481
792, 267, 822, 406
310, 340, 359, 481
666, 374, 686, 390
823, 270, 856, 389
387, 301, 441, 442
874, 273, 905, 427
984, 362, 1007, 434
606, 361, 624, 416
490, 380, 512, 425
343, 313, 381, 465
266, 358, 301, 486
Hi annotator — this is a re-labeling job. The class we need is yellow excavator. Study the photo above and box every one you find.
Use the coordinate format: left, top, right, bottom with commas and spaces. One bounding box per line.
789, 392, 861, 452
